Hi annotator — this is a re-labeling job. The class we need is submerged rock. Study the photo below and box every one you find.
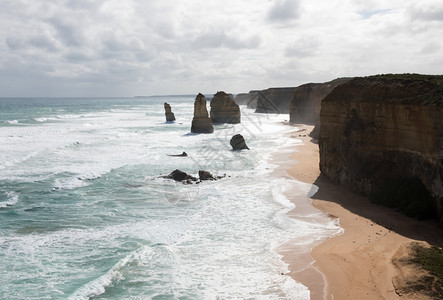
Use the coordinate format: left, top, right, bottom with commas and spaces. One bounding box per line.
230, 134, 249, 150
164, 102, 176, 122
210, 91, 241, 124
191, 93, 214, 133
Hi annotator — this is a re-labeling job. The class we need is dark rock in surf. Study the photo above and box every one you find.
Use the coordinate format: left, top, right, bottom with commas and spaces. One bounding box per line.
163, 169, 197, 183
199, 170, 226, 181
199, 170, 216, 181
164, 102, 176, 122
167, 151, 188, 157
230, 134, 249, 150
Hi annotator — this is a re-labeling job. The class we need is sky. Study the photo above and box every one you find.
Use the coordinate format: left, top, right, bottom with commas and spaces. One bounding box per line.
0, 0, 442, 97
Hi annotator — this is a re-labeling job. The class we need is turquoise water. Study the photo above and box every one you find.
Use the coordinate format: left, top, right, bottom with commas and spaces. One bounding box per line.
0, 97, 340, 299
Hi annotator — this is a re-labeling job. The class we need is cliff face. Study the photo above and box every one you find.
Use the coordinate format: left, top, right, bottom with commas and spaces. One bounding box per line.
290, 78, 351, 125
191, 93, 214, 133
210, 91, 241, 124
319, 74, 443, 217
253, 87, 298, 114
234, 93, 249, 105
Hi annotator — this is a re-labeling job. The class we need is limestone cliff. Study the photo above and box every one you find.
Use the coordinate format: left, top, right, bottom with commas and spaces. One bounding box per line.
191, 93, 214, 133
234, 93, 249, 105
210, 91, 241, 124
254, 87, 298, 114
318, 74, 443, 218
289, 78, 350, 128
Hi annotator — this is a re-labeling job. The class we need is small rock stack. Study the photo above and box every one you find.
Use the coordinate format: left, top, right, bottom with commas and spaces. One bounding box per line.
164, 102, 176, 122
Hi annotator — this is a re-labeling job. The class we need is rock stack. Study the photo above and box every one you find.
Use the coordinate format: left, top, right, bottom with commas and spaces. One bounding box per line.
210, 91, 241, 124
191, 93, 214, 133
164, 102, 176, 122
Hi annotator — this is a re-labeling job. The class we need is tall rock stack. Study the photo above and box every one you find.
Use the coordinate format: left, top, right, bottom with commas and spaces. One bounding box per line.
164, 102, 176, 122
191, 93, 214, 133
210, 91, 241, 123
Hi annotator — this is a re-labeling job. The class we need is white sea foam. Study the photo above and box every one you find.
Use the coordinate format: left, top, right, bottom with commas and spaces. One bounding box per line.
0, 97, 341, 299
5, 119, 19, 124
0, 192, 19, 208
34, 117, 47, 122
52, 177, 90, 190
68, 245, 154, 300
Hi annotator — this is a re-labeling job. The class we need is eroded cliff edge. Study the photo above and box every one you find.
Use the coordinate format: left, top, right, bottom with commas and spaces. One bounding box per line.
318, 74, 443, 219
290, 78, 350, 139
247, 87, 297, 113
289, 78, 350, 125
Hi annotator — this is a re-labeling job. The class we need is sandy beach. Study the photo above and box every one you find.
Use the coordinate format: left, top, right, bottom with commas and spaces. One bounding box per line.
279, 124, 443, 300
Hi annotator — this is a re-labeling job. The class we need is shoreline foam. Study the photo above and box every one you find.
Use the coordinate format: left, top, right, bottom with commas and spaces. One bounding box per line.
278, 124, 443, 300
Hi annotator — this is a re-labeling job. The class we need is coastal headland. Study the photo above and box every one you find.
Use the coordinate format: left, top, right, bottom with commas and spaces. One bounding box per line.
269, 74, 443, 299
279, 125, 442, 299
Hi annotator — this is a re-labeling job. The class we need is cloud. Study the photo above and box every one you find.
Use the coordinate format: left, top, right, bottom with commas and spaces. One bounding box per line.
0, 0, 442, 96
285, 37, 321, 57
420, 42, 441, 54
47, 17, 85, 47
192, 30, 261, 50
357, 9, 391, 19
267, 0, 301, 22
408, 2, 443, 21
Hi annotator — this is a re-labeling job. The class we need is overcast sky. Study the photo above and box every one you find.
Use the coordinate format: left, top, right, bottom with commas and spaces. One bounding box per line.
0, 0, 442, 97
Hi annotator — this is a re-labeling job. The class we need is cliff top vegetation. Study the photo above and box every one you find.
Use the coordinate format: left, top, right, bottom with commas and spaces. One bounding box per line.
326, 73, 443, 106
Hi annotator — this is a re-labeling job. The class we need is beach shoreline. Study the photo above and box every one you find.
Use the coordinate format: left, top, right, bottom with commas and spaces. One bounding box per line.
277, 124, 443, 300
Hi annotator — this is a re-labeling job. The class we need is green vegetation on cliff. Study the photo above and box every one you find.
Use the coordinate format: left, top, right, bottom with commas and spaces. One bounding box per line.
369, 73, 443, 106
410, 243, 443, 280
406, 243, 443, 298
333, 73, 443, 106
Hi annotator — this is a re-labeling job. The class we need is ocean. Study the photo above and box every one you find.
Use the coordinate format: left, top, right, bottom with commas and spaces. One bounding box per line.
0, 96, 341, 299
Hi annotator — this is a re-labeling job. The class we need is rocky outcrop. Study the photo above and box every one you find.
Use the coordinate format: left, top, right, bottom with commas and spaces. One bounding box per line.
199, 170, 225, 181
163, 169, 198, 184
290, 78, 351, 139
162, 169, 224, 184
164, 102, 176, 122
254, 87, 298, 114
318, 74, 443, 218
230, 134, 249, 150
210, 91, 241, 124
191, 93, 214, 133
